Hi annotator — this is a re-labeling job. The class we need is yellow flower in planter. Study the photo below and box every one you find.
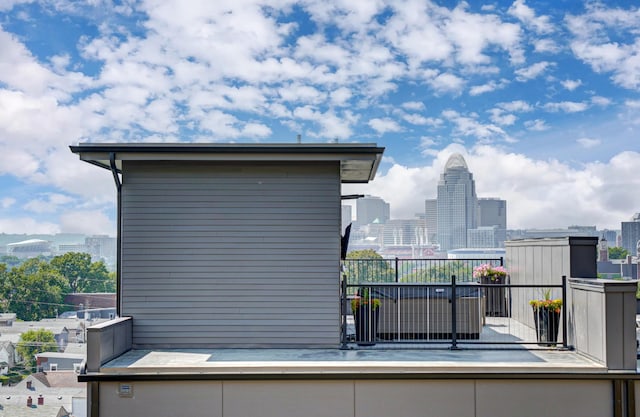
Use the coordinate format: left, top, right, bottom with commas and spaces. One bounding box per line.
530, 289, 562, 313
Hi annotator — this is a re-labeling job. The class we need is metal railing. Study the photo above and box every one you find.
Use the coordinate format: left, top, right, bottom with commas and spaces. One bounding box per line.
340, 258, 567, 350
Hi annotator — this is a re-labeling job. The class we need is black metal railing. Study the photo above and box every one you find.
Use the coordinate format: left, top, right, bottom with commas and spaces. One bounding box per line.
340, 258, 567, 350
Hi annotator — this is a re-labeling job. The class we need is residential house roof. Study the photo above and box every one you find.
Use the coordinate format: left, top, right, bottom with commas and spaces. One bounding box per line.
0, 404, 70, 417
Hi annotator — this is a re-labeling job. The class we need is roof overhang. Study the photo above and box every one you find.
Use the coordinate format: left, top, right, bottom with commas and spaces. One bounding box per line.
69, 143, 385, 183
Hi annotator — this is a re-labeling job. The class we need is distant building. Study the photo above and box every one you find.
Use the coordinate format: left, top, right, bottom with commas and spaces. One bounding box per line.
6, 239, 52, 259
341, 205, 352, 232
477, 198, 507, 229
36, 352, 85, 373
447, 247, 506, 260
467, 226, 506, 248
424, 199, 438, 244
598, 238, 609, 262
356, 195, 390, 225
508, 226, 599, 240
437, 154, 478, 251
85, 234, 117, 263
600, 229, 618, 244
63, 293, 116, 310
621, 213, 640, 256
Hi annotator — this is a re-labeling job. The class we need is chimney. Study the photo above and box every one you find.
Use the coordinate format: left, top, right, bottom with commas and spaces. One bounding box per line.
26, 380, 32, 389
296, 134, 301, 144
38, 395, 44, 405
27, 396, 32, 407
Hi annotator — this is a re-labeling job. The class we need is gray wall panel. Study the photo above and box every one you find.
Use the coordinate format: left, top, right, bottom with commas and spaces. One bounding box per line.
121, 161, 341, 347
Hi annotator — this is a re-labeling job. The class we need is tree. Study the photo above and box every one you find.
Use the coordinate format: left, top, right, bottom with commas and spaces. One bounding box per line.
344, 249, 395, 283
3, 258, 69, 321
16, 329, 58, 370
608, 247, 630, 260
50, 252, 114, 293
0, 255, 21, 269
401, 260, 475, 283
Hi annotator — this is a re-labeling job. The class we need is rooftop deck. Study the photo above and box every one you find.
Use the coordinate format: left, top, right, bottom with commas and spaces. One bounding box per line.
93, 347, 605, 379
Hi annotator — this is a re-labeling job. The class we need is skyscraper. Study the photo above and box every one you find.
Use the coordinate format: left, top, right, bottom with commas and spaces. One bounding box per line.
356, 195, 390, 226
621, 213, 640, 255
436, 153, 477, 251
478, 198, 507, 229
424, 199, 438, 244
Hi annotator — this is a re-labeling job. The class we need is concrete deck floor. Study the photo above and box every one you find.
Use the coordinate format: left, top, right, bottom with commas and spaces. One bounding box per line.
100, 347, 606, 376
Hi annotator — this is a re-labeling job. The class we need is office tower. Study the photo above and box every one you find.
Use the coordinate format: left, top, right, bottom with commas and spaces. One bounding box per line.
621, 213, 640, 255
424, 199, 438, 244
341, 205, 352, 232
356, 195, 390, 226
478, 198, 507, 229
437, 153, 477, 251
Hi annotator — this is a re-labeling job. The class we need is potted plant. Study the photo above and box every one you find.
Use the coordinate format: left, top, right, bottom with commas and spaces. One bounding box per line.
351, 288, 380, 346
473, 263, 508, 317
472, 263, 508, 282
530, 289, 563, 346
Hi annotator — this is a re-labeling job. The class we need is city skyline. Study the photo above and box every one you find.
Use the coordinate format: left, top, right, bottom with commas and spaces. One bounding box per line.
0, 1, 639, 235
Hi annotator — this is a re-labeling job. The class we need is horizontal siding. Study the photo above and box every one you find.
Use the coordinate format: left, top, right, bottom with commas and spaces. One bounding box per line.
121, 161, 341, 348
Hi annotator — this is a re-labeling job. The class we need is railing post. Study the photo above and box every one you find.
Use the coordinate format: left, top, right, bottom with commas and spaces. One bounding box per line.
395, 257, 399, 283
562, 275, 568, 349
500, 257, 504, 267
450, 274, 459, 350
340, 272, 348, 349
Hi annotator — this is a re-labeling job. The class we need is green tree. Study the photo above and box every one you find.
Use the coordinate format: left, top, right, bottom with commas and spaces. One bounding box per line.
4, 258, 69, 320
16, 329, 58, 370
608, 247, 630, 260
50, 252, 114, 293
344, 250, 395, 283
401, 261, 474, 283
0, 255, 21, 269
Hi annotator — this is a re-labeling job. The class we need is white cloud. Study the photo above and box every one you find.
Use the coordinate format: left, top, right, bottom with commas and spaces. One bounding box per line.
469, 79, 508, 96
429, 72, 465, 93
625, 100, 640, 109
59, 210, 114, 235
445, 3, 523, 65
402, 113, 443, 127
402, 101, 425, 111
508, 0, 554, 34
488, 109, 516, 126
533, 38, 560, 54
543, 101, 589, 113
345, 146, 640, 229
442, 110, 511, 142
330, 87, 352, 106
561, 79, 582, 91
1, 197, 16, 208
577, 137, 601, 148
591, 96, 611, 106
497, 100, 533, 112
524, 119, 549, 131
567, 4, 640, 89
23, 193, 75, 214
0, 217, 60, 234
514, 61, 552, 81
368, 118, 403, 135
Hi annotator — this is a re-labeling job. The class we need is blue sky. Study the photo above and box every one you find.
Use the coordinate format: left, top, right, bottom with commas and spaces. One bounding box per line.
0, 0, 639, 236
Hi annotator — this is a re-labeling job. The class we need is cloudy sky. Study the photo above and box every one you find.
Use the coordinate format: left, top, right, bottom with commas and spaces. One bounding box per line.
0, 0, 639, 236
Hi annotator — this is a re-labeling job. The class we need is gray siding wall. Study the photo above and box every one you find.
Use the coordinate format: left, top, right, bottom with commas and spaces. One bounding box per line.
121, 161, 341, 348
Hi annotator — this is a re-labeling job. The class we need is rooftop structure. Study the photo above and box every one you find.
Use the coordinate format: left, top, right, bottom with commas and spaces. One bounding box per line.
71, 143, 638, 417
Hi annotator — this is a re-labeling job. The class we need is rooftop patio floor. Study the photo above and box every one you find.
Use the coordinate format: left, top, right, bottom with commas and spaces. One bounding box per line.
99, 346, 608, 377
